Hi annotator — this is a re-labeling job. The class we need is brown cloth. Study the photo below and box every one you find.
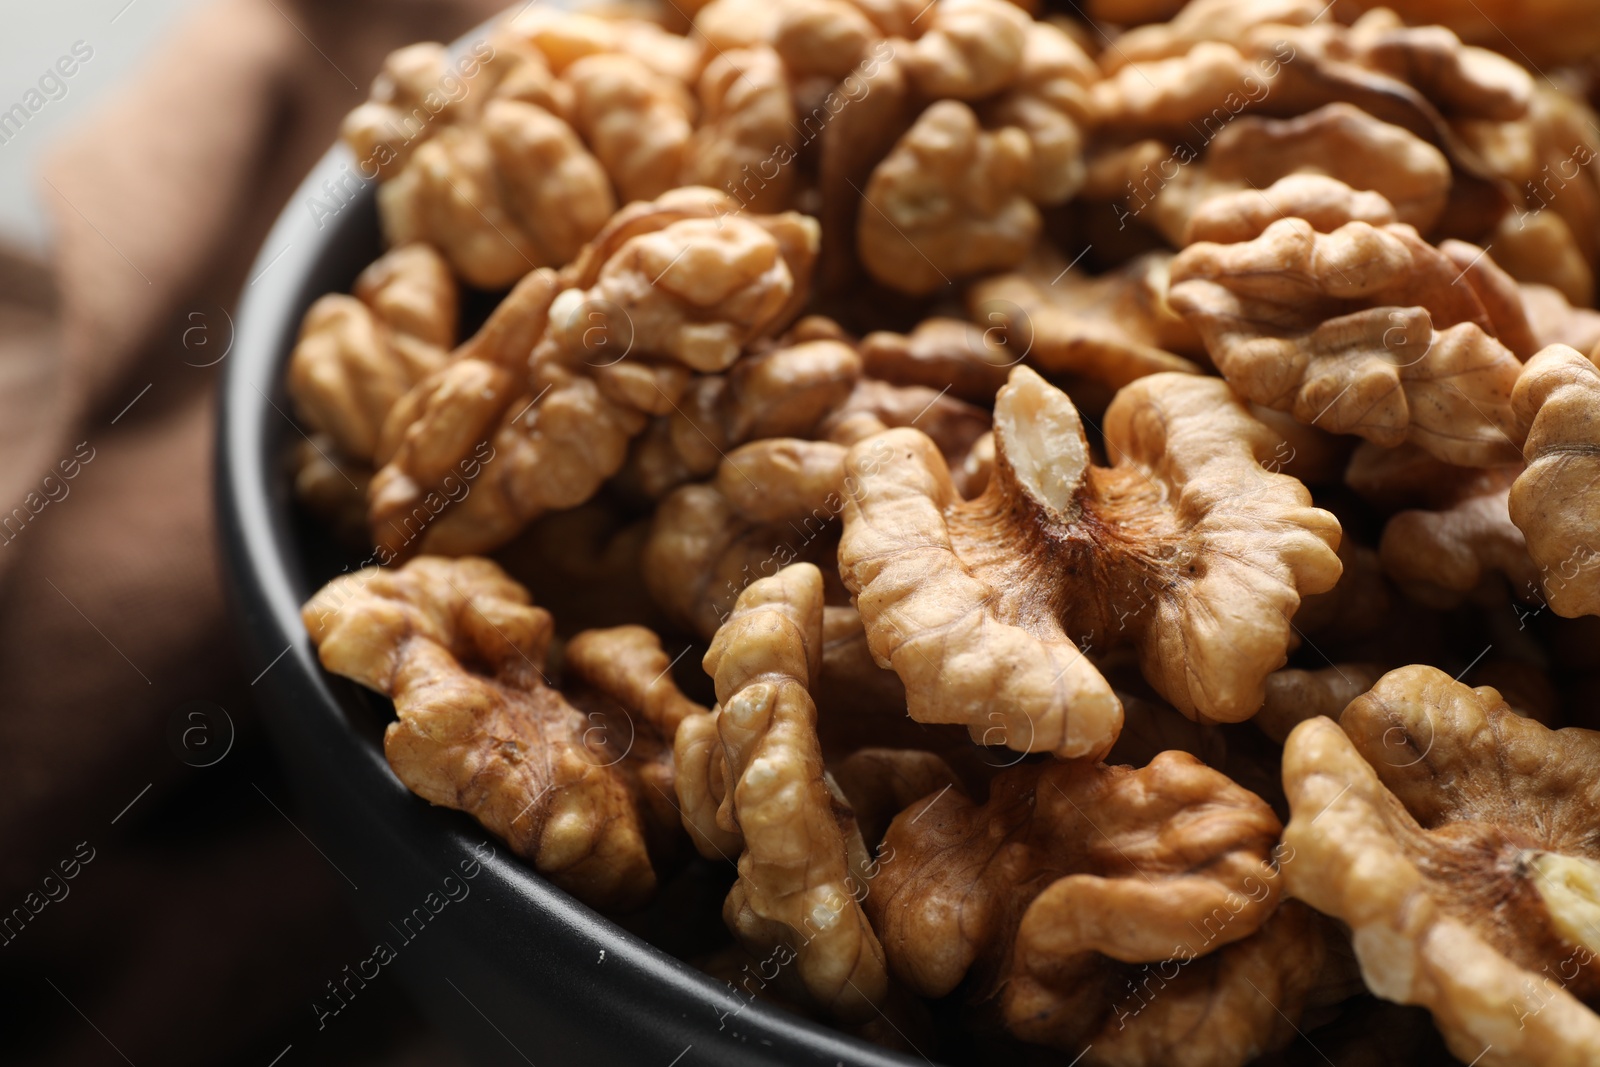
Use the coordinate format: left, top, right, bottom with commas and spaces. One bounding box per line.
0, 2, 507, 1063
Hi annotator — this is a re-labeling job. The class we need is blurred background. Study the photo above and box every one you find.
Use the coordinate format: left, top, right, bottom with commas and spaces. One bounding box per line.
0, 3, 519, 1064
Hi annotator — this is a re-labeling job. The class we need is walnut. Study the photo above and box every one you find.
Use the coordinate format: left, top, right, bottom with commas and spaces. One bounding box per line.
1521, 282, 1600, 356
1281, 665, 1600, 1067
858, 100, 1040, 296
1122, 104, 1452, 246
1509, 344, 1600, 618
1340, 0, 1600, 67
838, 365, 1342, 758
1379, 465, 1537, 609
681, 47, 797, 214
1255, 663, 1385, 744
968, 247, 1205, 390
500, 8, 703, 84
377, 98, 617, 289
977, 20, 1097, 206
869, 753, 1326, 1065
827, 748, 960, 849
1169, 218, 1526, 467
902, 0, 1031, 101
859, 317, 1015, 403
287, 244, 456, 462
563, 53, 696, 204
686, 563, 891, 1020
620, 333, 862, 497
302, 556, 702, 910
292, 436, 372, 547
771, 0, 882, 80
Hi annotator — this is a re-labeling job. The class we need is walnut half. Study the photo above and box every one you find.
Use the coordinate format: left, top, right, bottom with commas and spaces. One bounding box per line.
838, 365, 1341, 759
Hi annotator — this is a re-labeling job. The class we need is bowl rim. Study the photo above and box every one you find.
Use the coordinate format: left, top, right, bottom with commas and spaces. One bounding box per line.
214, 36, 933, 1067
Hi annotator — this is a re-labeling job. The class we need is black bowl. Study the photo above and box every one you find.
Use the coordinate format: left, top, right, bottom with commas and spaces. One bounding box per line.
216, 116, 930, 1067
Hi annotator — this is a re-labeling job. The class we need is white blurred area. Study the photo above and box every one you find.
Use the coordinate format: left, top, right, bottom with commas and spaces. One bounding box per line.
0, 0, 208, 253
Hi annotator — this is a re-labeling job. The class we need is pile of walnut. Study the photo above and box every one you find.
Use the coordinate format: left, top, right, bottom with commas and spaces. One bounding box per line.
290, 0, 1600, 1063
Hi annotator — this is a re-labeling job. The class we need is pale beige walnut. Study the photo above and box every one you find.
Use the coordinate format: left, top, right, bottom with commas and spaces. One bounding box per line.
772, 0, 881, 80
1521, 284, 1600, 356
1379, 465, 1537, 609
379, 99, 616, 289
869, 753, 1325, 1065
817, 378, 992, 467
1337, 8, 1533, 122
968, 247, 1204, 390
859, 100, 1040, 296
1282, 665, 1600, 1067
902, 0, 1031, 100
689, 563, 890, 1021
682, 47, 796, 214
1255, 663, 1384, 745
1123, 104, 1452, 245
563, 53, 695, 205
1170, 218, 1526, 467
838, 366, 1343, 757
288, 244, 457, 462
1509, 344, 1600, 618
301, 556, 689, 910
1489, 211, 1595, 309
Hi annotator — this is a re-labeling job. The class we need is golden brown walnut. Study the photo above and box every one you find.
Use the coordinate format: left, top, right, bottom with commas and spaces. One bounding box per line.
903, 0, 1031, 100
339, 42, 516, 182
869, 753, 1324, 1065
377, 94, 616, 289
977, 20, 1097, 206
968, 248, 1205, 390
1170, 218, 1526, 467
859, 317, 1016, 403
301, 556, 685, 910
1521, 284, 1600, 356
1343, 438, 1481, 512
1281, 665, 1600, 1067
1255, 663, 1384, 745
1379, 465, 1537, 609
827, 748, 959, 849
1509, 344, 1600, 618
688, 563, 890, 1021
370, 192, 820, 557
620, 334, 862, 498
1293, 536, 1389, 640
563, 53, 696, 205
839, 365, 1342, 757
1127, 104, 1452, 245
682, 47, 796, 214
287, 244, 457, 462
367, 268, 561, 559
1103, 0, 1327, 70
858, 100, 1040, 296
292, 436, 371, 548
1342, 0, 1600, 67
501, 8, 703, 84
1488, 211, 1595, 309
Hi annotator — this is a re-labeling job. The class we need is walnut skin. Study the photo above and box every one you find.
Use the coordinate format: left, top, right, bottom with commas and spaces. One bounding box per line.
692, 563, 891, 1021
869, 753, 1322, 1065
302, 557, 689, 911
682, 47, 797, 214
839, 365, 1342, 759
1170, 218, 1526, 467
1282, 665, 1600, 1067
1509, 344, 1600, 618
287, 244, 457, 462
859, 317, 1015, 404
